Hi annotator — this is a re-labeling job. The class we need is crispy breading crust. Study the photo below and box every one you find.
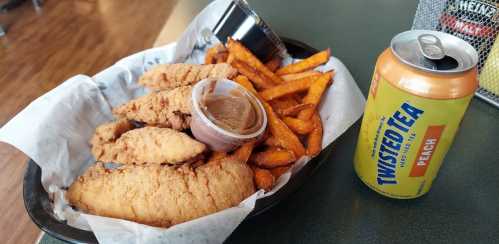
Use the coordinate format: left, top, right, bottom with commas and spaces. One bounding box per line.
67, 158, 255, 228
90, 118, 134, 146
90, 119, 134, 162
113, 86, 192, 130
138, 63, 237, 91
92, 127, 206, 165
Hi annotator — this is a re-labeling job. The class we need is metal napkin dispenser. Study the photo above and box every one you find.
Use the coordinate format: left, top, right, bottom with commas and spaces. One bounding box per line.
212, 0, 288, 62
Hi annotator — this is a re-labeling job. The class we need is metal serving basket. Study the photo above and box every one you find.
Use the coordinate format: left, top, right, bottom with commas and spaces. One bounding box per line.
23, 38, 336, 244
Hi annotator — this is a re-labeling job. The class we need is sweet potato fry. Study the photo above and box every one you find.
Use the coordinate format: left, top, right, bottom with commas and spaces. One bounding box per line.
205, 51, 216, 64
280, 70, 322, 82
234, 75, 257, 94
253, 167, 275, 191
205, 55, 215, 64
231, 60, 274, 89
282, 117, 315, 135
264, 136, 282, 147
205, 44, 227, 64
233, 141, 256, 163
227, 53, 235, 64
276, 49, 331, 75
265, 56, 281, 72
254, 147, 296, 168
298, 72, 334, 120
259, 75, 320, 101
231, 77, 300, 152
270, 166, 291, 179
270, 97, 298, 114
227, 38, 284, 84
254, 129, 269, 148
233, 74, 306, 158
262, 102, 305, 158
306, 112, 323, 157
281, 103, 314, 117
215, 52, 228, 63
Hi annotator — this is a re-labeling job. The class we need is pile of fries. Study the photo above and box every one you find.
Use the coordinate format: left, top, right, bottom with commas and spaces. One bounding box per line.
205, 38, 334, 191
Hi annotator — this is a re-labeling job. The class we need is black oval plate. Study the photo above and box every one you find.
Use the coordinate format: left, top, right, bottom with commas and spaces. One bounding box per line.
23, 38, 331, 243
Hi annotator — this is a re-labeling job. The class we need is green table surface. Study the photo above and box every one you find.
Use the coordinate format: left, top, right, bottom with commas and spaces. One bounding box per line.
227, 1, 499, 243
42, 0, 499, 243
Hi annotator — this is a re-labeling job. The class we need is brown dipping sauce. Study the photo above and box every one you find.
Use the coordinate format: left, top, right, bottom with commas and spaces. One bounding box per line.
200, 86, 262, 135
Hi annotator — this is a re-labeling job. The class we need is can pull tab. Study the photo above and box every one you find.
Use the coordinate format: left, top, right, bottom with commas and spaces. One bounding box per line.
418, 34, 445, 60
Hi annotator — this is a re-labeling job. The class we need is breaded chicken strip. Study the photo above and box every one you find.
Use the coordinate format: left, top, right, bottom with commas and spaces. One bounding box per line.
90, 119, 134, 163
90, 118, 134, 146
113, 86, 192, 130
92, 127, 206, 165
67, 158, 255, 227
139, 63, 237, 91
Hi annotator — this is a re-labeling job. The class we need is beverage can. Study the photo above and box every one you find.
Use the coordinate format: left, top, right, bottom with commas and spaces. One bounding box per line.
354, 30, 479, 199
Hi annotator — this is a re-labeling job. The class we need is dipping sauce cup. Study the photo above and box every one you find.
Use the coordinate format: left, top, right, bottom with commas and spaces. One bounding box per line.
191, 78, 267, 151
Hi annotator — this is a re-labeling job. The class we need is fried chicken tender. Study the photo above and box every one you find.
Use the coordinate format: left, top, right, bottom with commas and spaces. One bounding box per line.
92, 127, 206, 165
67, 158, 255, 228
139, 63, 237, 91
113, 86, 192, 130
90, 118, 134, 146
90, 119, 134, 162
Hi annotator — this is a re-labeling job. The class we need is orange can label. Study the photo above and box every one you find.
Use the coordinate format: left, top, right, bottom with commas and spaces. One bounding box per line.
409, 125, 445, 177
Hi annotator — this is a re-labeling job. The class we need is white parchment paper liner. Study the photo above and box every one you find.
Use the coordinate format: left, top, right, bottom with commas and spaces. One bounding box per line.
0, 0, 365, 243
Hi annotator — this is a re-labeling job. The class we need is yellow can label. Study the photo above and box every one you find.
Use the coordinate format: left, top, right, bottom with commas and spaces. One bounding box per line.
354, 72, 472, 199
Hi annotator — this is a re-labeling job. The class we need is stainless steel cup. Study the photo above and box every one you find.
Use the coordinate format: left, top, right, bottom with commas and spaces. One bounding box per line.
212, 0, 288, 62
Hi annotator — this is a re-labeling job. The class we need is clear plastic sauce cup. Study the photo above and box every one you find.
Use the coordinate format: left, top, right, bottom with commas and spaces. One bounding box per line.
191, 78, 267, 152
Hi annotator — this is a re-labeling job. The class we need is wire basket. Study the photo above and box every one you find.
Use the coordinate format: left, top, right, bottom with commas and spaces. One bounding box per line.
412, 0, 499, 108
